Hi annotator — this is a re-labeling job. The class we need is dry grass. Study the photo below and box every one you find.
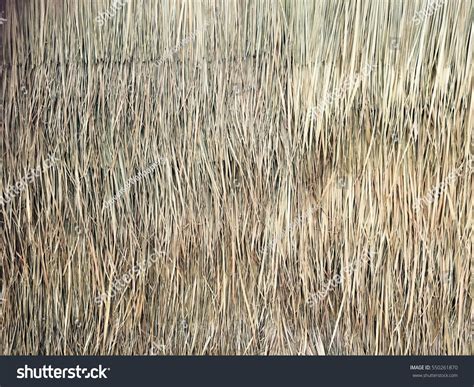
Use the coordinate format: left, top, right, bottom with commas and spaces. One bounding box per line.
0, 0, 472, 355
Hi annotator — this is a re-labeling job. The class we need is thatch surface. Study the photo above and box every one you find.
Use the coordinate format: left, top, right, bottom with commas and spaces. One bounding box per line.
0, 0, 472, 355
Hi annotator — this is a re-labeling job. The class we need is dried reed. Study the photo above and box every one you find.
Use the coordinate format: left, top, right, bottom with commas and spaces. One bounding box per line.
0, 0, 472, 355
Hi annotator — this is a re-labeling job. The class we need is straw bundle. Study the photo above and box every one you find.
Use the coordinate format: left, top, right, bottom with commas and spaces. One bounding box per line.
0, 0, 472, 355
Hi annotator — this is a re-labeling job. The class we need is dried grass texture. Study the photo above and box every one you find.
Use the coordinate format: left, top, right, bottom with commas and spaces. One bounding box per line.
0, 0, 472, 355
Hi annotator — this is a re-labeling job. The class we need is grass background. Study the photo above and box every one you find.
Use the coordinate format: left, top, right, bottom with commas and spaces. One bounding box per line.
0, 0, 472, 355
